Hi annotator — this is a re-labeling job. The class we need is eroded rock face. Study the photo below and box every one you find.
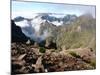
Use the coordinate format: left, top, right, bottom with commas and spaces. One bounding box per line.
11, 43, 95, 74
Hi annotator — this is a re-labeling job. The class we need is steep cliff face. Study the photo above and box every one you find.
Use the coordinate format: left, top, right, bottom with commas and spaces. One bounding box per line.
11, 20, 29, 43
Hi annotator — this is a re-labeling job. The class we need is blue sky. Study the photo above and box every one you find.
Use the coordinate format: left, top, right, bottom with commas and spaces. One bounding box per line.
12, 1, 96, 18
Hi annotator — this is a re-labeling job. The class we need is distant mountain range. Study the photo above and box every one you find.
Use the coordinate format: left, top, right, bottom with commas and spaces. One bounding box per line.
13, 13, 77, 42
12, 13, 96, 50
14, 13, 77, 26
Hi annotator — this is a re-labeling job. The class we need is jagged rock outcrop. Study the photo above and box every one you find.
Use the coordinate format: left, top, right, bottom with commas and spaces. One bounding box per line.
11, 20, 29, 43
11, 43, 95, 74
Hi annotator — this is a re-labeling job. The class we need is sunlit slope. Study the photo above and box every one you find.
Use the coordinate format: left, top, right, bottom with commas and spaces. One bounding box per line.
56, 14, 96, 50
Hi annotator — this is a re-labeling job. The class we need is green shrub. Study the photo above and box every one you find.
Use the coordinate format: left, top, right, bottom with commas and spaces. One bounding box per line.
69, 51, 80, 58
39, 47, 46, 53
90, 60, 96, 68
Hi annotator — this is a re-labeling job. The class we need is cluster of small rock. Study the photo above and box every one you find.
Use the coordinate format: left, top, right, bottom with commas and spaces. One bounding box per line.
42, 50, 93, 72
11, 43, 94, 74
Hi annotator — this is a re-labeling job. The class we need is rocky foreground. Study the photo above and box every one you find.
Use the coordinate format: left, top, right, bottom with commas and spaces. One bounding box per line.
11, 42, 96, 74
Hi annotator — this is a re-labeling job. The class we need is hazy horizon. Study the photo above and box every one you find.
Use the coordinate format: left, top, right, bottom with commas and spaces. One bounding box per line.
12, 1, 96, 19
